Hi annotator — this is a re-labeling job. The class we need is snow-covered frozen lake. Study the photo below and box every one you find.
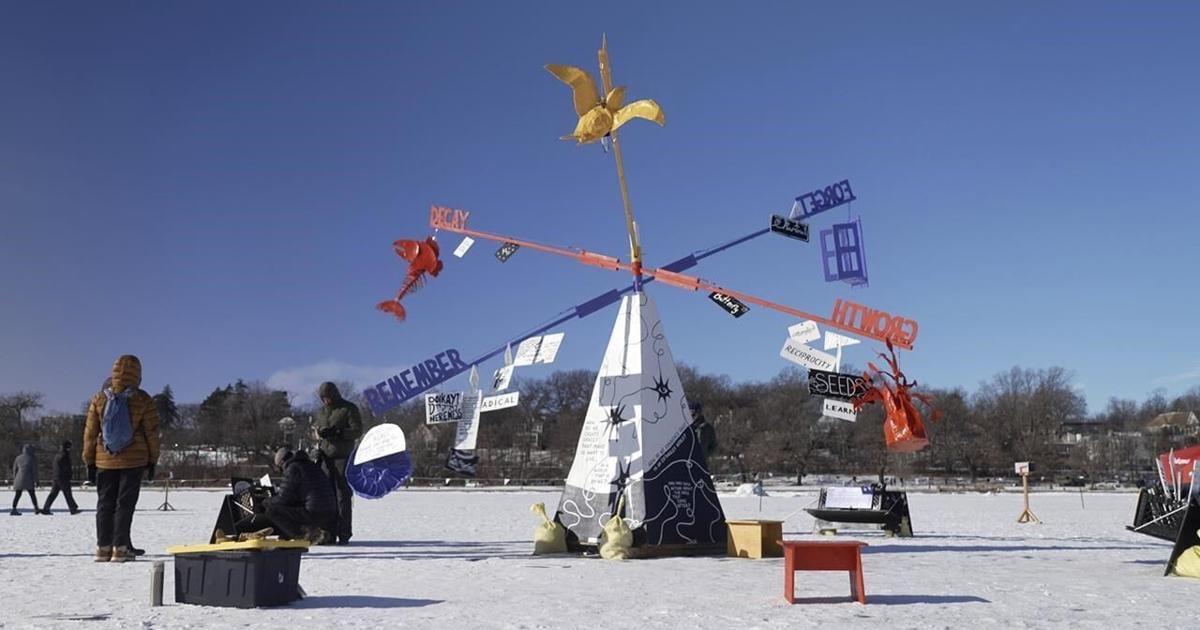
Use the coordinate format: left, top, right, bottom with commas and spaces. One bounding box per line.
0, 487, 1189, 629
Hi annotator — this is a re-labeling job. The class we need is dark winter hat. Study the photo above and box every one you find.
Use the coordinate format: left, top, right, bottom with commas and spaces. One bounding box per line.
688, 402, 703, 412
317, 381, 342, 401
274, 447, 294, 469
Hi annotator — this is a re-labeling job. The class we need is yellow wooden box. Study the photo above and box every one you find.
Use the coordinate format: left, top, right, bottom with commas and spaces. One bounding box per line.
726, 519, 784, 558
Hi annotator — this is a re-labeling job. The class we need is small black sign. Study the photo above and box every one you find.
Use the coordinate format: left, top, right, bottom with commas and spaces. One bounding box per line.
807, 368, 869, 400
708, 291, 749, 318
770, 214, 810, 242
495, 242, 520, 262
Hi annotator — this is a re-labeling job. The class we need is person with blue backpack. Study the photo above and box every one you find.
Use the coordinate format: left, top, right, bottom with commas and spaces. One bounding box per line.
82, 355, 160, 563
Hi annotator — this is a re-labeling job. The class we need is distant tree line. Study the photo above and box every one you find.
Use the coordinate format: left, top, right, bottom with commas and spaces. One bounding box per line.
3, 366, 1198, 484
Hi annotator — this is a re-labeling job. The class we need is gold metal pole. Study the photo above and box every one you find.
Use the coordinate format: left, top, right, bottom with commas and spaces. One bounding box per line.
598, 35, 642, 268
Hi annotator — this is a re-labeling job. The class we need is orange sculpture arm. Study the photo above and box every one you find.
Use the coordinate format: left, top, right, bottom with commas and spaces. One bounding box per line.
430, 206, 917, 349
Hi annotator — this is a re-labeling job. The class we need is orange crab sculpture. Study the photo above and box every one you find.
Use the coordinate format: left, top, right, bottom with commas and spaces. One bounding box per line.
376, 236, 444, 322
852, 341, 941, 453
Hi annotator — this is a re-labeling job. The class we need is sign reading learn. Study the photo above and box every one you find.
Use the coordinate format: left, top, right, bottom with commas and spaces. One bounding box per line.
364, 349, 471, 414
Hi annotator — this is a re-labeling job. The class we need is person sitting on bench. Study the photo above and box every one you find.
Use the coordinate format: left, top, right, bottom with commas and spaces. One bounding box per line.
235, 447, 336, 544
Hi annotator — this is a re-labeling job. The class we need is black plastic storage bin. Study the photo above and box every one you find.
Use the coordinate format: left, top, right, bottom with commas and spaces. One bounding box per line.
174, 548, 304, 608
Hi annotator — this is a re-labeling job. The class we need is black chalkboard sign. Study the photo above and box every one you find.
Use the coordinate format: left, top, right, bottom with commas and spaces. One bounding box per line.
495, 242, 520, 262
708, 291, 749, 318
770, 214, 810, 241
807, 368, 868, 400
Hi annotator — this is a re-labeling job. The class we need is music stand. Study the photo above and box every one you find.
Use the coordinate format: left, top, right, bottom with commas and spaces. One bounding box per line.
157, 471, 177, 511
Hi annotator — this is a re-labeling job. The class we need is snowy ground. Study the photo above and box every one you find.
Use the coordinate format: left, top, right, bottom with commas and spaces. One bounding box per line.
0, 487, 1190, 629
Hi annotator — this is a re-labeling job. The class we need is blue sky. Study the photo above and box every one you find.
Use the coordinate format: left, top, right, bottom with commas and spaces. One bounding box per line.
2, 2, 1198, 414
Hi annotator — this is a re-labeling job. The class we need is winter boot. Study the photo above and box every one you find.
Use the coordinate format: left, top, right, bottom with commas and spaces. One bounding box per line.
38, 509, 52, 515
110, 546, 136, 562
131, 547, 146, 556
303, 527, 328, 545
69, 508, 81, 515
95, 546, 113, 562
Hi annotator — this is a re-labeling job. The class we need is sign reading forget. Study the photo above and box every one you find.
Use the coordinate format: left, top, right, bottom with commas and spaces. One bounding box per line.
791, 179, 856, 219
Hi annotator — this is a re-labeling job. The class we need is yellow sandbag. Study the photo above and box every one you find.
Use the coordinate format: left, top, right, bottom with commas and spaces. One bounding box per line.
530, 503, 567, 555
1173, 544, 1200, 578
599, 495, 632, 561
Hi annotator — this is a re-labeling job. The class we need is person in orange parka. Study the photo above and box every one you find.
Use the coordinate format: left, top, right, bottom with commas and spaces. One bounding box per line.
82, 355, 160, 563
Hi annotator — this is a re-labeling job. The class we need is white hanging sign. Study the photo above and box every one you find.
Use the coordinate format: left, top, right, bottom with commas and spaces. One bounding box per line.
454, 393, 484, 450
425, 391, 480, 424
353, 423, 408, 465
452, 236, 475, 258
788, 320, 821, 344
491, 365, 514, 391
480, 391, 520, 412
513, 332, 566, 367
822, 398, 857, 422
779, 338, 837, 371
824, 331, 862, 351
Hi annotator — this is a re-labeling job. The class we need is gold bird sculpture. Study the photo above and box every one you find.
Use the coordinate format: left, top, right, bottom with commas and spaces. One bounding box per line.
545, 64, 665, 144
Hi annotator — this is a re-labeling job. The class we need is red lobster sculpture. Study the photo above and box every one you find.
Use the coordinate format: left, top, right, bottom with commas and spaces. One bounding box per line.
376, 236, 444, 322
852, 341, 940, 453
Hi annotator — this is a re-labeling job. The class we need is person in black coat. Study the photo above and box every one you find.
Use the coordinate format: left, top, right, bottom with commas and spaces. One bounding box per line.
43, 440, 80, 514
237, 447, 336, 543
689, 403, 718, 463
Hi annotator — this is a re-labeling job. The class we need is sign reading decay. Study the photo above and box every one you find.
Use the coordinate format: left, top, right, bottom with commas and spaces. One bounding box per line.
807, 368, 869, 401
430, 205, 470, 231
364, 348, 471, 414
769, 214, 809, 241
708, 291, 750, 318
791, 179, 856, 220
829, 299, 919, 348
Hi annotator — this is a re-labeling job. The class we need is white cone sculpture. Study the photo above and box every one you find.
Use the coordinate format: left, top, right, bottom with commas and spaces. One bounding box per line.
555, 291, 726, 552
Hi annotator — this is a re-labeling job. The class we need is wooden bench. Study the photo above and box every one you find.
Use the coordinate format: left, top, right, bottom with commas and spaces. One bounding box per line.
779, 539, 868, 604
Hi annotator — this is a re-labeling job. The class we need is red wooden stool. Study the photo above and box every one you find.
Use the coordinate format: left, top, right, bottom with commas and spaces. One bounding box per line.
779, 539, 868, 604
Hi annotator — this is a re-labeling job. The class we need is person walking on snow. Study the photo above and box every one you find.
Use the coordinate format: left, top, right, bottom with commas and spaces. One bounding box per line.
43, 440, 80, 515
313, 382, 362, 545
11, 444, 43, 515
83, 355, 160, 562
